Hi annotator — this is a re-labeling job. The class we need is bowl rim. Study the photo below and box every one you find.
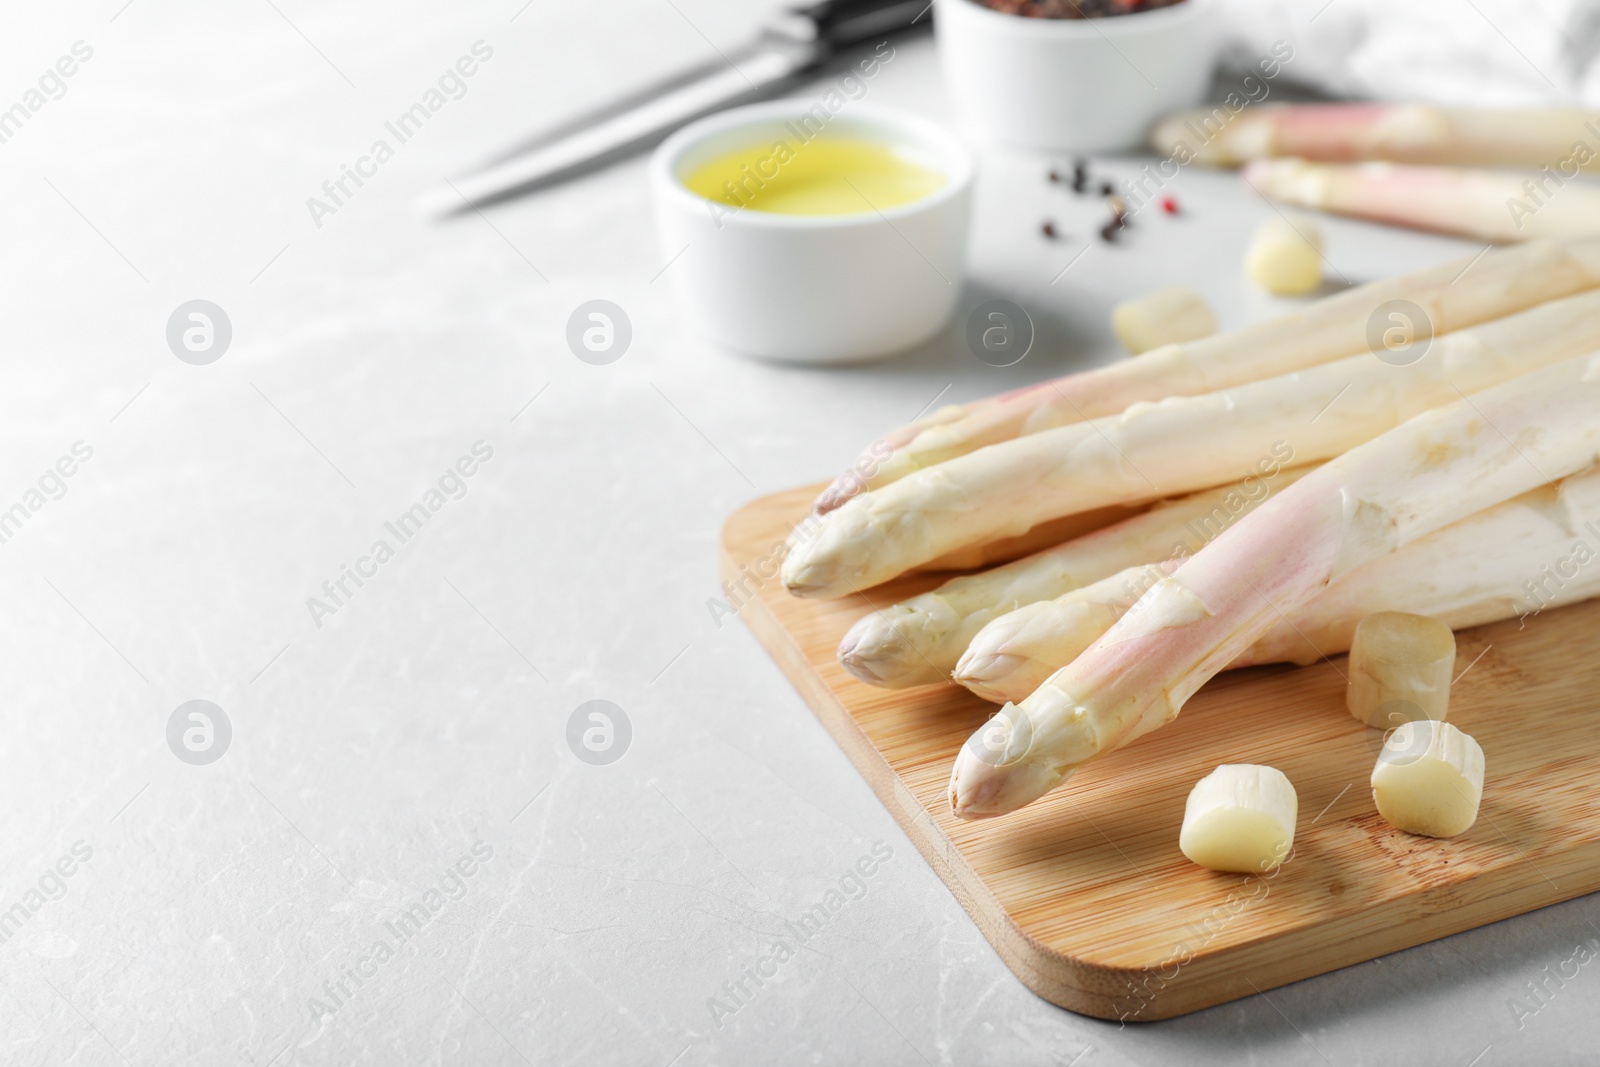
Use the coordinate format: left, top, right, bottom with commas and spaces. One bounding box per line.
650, 100, 975, 230
935, 0, 1212, 36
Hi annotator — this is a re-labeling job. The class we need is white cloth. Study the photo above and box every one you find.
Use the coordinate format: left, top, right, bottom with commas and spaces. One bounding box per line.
1217, 0, 1600, 106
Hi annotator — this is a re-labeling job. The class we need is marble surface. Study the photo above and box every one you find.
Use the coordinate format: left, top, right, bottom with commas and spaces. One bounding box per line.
3, 2, 1597, 1064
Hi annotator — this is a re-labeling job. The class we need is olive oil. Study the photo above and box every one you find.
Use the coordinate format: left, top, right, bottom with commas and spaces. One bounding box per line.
683, 136, 945, 216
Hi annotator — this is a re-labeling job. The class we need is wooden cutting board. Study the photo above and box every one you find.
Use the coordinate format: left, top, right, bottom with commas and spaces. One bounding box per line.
721, 483, 1600, 1021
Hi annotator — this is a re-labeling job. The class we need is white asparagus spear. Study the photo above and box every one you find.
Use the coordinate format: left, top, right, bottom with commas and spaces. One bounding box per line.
1238, 470, 1600, 666
955, 561, 1181, 703
811, 236, 1600, 513
1244, 160, 1600, 244
785, 290, 1600, 598
914, 503, 1143, 572
1150, 104, 1600, 170
949, 352, 1600, 819
839, 467, 1307, 688
956, 466, 1600, 703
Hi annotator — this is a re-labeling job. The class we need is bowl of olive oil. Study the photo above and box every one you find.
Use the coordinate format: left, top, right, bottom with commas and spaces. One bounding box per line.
651, 102, 974, 364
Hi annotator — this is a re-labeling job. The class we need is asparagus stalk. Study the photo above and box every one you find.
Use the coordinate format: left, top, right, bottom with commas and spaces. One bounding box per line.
1245, 160, 1600, 243
839, 468, 1308, 688
949, 352, 1600, 819
956, 466, 1600, 703
1237, 468, 1600, 667
812, 236, 1600, 513
954, 561, 1181, 703
914, 502, 1143, 572
785, 290, 1600, 598
1150, 104, 1600, 169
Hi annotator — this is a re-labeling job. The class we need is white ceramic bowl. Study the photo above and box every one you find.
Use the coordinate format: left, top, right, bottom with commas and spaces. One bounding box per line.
650, 102, 974, 364
935, 0, 1218, 153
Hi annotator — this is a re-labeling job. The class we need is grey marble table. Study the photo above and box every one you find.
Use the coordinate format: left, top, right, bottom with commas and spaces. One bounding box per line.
2, 1, 1595, 1064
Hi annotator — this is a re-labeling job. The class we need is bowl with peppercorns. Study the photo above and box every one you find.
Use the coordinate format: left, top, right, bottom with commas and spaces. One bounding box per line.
935, 0, 1217, 153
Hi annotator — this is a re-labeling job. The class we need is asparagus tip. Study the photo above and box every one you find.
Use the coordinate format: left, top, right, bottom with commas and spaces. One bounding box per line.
837, 619, 888, 684
949, 739, 1072, 819
783, 577, 825, 598
812, 478, 852, 515
951, 652, 1027, 704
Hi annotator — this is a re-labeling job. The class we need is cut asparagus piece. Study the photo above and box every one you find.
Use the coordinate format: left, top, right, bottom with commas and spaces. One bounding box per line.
1372, 721, 1485, 838
786, 290, 1600, 598
1245, 160, 1600, 243
1179, 765, 1298, 874
1346, 612, 1456, 729
1111, 285, 1218, 354
1245, 216, 1325, 296
1150, 104, 1600, 170
811, 237, 1600, 513
840, 468, 1306, 688
949, 352, 1600, 819
956, 465, 1600, 703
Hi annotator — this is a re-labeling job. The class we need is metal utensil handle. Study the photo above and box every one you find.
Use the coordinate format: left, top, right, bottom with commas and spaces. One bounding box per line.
793, 0, 934, 49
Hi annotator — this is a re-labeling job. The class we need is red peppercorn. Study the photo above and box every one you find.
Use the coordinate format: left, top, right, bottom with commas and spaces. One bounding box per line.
1161, 195, 1180, 215
1041, 220, 1058, 239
